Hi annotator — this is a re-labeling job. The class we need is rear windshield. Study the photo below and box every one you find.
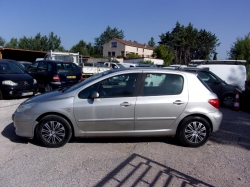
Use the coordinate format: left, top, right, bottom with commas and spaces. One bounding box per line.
197, 76, 213, 92
56, 63, 81, 73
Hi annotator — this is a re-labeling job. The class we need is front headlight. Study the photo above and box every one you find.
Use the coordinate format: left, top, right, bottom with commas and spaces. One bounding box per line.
16, 102, 37, 113
33, 79, 37, 84
2, 80, 18, 86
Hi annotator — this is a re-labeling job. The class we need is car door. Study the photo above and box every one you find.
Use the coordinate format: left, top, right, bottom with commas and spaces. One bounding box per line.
35, 61, 50, 88
27, 61, 39, 79
197, 71, 222, 98
73, 72, 140, 131
135, 72, 188, 130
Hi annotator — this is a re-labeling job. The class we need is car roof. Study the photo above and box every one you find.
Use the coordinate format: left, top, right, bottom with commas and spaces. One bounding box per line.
37, 60, 75, 64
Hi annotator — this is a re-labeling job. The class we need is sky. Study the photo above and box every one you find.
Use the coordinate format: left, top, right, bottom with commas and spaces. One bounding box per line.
1, 0, 250, 60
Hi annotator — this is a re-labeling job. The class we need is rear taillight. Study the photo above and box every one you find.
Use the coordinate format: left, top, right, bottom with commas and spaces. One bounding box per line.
53, 75, 60, 82
208, 99, 219, 109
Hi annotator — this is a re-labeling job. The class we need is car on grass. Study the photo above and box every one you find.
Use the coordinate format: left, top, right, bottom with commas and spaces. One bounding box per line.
179, 67, 238, 107
12, 67, 223, 148
0, 59, 38, 99
27, 60, 83, 92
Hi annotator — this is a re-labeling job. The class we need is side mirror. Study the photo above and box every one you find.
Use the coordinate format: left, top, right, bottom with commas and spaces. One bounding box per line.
90, 91, 99, 99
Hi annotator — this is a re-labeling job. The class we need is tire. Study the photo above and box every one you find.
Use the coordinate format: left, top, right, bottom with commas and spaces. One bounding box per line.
44, 83, 53, 92
177, 116, 211, 147
0, 90, 2, 100
222, 94, 235, 108
36, 115, 72, 148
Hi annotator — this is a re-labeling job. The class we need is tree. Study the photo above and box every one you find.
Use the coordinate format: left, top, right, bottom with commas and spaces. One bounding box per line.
0, 37, 6, 46
126, 53, 141, 59
153, 45, 174, 66
5, 38, 19, 48
70, 40, 89, 55
148, 37, 155, 48
94, 26, 124, 55
4, 32, 64, 51
159, 22, 220, 64
228, 33, 250, 79
228, 33, 250, 62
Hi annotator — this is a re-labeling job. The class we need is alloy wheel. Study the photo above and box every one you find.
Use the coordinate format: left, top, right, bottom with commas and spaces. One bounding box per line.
41, 121, 66, 144
223, 96, 234, 107
184, 121, 207, 143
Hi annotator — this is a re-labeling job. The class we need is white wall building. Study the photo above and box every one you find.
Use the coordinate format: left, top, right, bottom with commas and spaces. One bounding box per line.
103, 38, 154, 58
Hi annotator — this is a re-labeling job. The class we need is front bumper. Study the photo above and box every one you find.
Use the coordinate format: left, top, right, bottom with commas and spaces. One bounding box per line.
2, 85, 38, 98
12, 112, 38, 138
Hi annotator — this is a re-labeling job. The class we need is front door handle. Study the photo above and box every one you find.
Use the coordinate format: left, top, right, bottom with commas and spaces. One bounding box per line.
173, 100, 185, 105
120, 102, 132, 107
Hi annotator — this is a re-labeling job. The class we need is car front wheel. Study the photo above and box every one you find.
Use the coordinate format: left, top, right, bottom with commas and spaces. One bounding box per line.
177, 116, 211, 147
36, 115, 72, 148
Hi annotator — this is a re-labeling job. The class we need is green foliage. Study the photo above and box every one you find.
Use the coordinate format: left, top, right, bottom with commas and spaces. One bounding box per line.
116, 55, 123, 58
126, 53, 141, 59
153, 45, 174, 66
228, 33, 250, 80
0, 36, 6, 46
159, 22, 220, 64
70, 40, 89, 56
141, 60, 154, 65
4, 32, 64, 51
111, 59, 119, 62
148, 37, 155, 48
94, 26, 124, 55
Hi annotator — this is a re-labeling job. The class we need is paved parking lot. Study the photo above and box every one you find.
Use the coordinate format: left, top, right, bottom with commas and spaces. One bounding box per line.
0, 98, 250, 187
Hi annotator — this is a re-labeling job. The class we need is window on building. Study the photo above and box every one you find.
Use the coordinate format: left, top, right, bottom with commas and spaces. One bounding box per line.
121, 51, 124, 56
108, 52, 111, 56
111, 42, 117, 48
112, 52, 115, 57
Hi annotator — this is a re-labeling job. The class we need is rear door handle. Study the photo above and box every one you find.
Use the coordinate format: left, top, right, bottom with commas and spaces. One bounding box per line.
173, 100, 185, 105
120, 102, 132, 107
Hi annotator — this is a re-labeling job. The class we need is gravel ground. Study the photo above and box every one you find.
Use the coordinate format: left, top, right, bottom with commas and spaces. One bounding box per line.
0, 98, 249, 187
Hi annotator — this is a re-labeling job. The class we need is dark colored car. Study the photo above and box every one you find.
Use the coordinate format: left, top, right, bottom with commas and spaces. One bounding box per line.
179, 67, 237, 107
27, 60, 83, 92
18, 61, 32, 71
0, 59, 38, 99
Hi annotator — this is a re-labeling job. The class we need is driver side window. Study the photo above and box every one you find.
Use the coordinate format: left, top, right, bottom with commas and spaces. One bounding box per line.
78, 73, 139, 99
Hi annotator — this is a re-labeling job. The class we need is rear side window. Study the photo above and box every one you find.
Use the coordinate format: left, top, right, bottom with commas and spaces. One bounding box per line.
143, 73, 184, 96
56, 63, 80, 73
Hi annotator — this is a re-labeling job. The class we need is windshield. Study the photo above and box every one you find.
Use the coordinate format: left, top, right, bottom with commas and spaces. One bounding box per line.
0, 63, 24, 74
56, 63, 81, 73
62, 69, 113, 92
54, 55, 74, 63
117, 64, 125, 68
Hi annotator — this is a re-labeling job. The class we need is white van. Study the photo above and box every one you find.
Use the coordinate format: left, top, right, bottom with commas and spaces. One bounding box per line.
191, 60, 247, 91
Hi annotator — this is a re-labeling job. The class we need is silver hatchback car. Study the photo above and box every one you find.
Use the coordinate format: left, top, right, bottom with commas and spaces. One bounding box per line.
12, 68, 223, 148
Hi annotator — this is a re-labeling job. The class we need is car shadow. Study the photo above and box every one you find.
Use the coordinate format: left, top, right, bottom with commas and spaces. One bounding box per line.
70, 136, 182, 147
1, 122, 40, 146
94, 153, 215, 187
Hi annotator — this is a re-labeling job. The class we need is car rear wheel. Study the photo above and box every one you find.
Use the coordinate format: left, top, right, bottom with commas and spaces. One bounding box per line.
177, 116, 211, 147
0, 90, 2, 100
44, 83, 52, 92
36, 115, 72, 148
222, 94, 235, 108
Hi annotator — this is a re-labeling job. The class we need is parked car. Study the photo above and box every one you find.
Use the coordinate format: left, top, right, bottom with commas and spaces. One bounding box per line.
18, 61, 32, 71
104, 62, 125, 69
27, 60, 82, 92
0, 59, 38, 99
13, 68, 223, 148
179, 67, 238, 107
